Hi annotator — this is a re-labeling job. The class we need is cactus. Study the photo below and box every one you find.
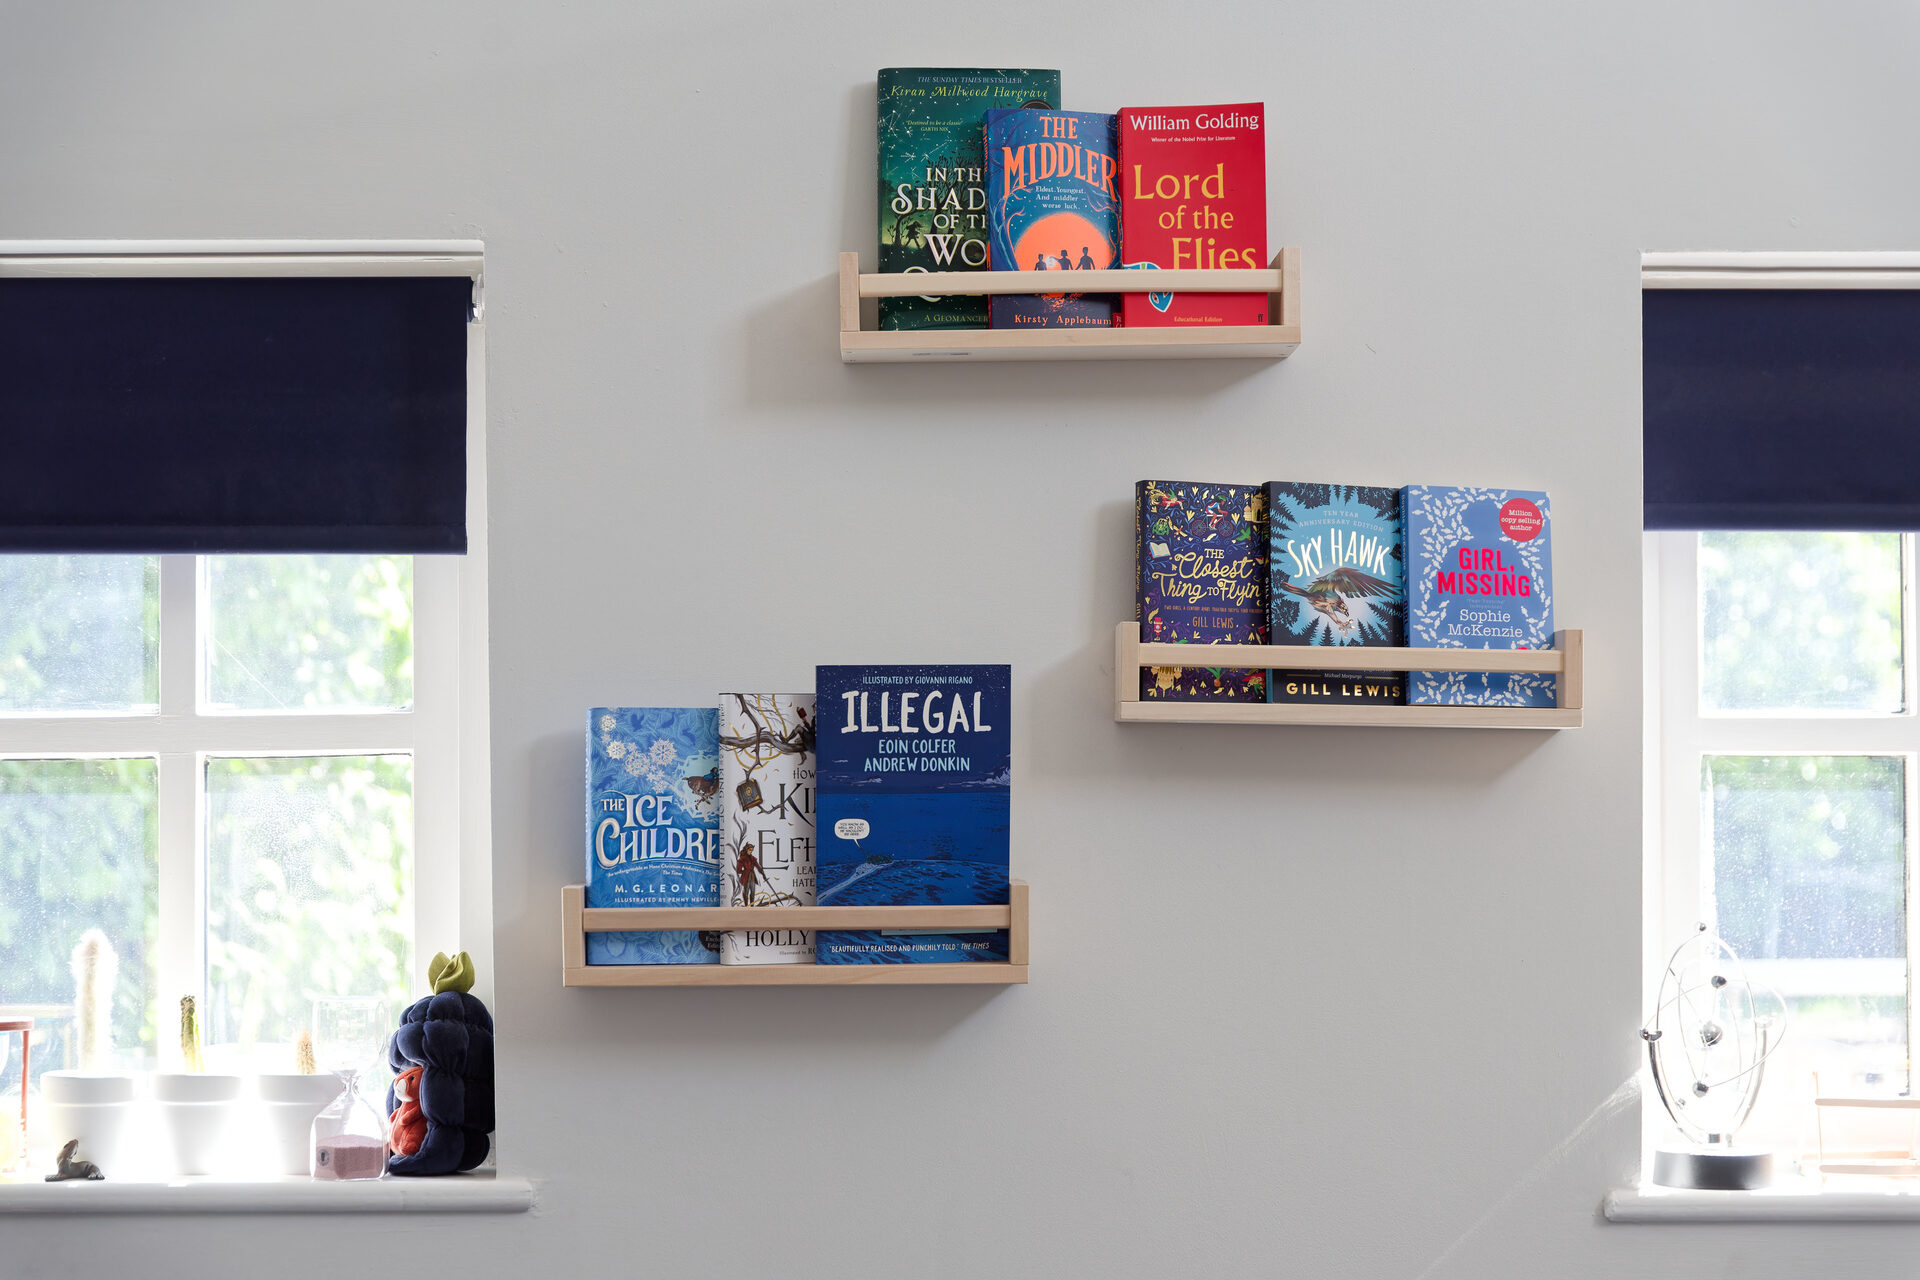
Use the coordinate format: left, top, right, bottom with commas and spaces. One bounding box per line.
69, 929, 118, 1072
179, 995, 203, 1073
295, 1025, 317, 1074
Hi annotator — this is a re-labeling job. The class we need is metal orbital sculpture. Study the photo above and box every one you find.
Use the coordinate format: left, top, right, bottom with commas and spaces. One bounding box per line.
1641, 923, 1788, 1190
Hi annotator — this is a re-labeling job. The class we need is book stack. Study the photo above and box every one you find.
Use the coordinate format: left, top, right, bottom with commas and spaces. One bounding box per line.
877, 69, 1270, 331
1134, 482, 1556, 708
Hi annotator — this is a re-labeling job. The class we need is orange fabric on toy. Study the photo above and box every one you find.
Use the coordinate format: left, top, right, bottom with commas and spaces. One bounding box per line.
389, 1065, 428, 1158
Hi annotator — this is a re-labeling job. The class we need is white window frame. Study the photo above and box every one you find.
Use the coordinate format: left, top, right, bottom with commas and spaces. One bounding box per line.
0, 242, 493, 1035
1640, 250, 1920, 1178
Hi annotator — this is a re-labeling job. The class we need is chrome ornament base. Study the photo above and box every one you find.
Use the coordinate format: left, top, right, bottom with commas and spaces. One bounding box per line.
1652, 1147, 1774, 1191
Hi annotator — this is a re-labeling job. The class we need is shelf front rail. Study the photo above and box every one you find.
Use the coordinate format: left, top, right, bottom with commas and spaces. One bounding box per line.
561, 882, 1030, 986
1113, 622, 1585, 729
839, 248, 1300, 363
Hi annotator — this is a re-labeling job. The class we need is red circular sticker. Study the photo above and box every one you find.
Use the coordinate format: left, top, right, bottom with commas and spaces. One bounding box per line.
1498, 499, 1544, 542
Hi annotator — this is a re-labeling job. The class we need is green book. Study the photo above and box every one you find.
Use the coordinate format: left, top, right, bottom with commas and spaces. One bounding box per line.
877, 68, 1060, 331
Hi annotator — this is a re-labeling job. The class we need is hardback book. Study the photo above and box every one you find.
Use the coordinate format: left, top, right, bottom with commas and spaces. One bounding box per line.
1118, 103, 1267, 327
877, 68, 1060, 332
717, 693, 817, 966
585, 707, 723, 965
1402, 487, 1556, 707
985, 109, 1120, 329
1135, 481, 1268, 701
1266, 483, 1406, 706
814, 665, 1011, 964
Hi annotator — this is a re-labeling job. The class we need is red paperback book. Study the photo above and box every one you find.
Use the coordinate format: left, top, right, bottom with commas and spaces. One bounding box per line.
1117, 103, 1267, 327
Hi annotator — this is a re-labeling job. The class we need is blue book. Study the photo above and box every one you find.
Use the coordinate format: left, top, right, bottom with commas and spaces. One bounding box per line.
986, 109, 1119, 329
1267, 483, 1406, 706
814, 665, 1011, 964
585, 707, 723, 965
1402, 487, 1556, 707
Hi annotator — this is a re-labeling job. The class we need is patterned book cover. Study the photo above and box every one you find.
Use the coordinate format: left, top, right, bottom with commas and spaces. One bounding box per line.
1402, 487, 1556, 707
717, 693, 817, 966
1118, 103, 1267, 327
1135, 480, 1268, 701
878, 68, 1059, 331
814, 665, 1010, 965
986, 109, 1120, 329
1266, 483, 1406, 706
585, 707, 722, 965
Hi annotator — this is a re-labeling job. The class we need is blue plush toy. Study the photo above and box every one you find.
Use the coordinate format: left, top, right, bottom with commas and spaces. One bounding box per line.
385, 950, 494, 1176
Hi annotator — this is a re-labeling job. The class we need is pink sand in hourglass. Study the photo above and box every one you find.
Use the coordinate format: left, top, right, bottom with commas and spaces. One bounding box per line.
314, 1135, 387, 1180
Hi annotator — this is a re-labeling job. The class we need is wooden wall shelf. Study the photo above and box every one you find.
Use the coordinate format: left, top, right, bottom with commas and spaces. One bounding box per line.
560, 882, 1029, 986
1114, 622, 1585, 729
838, 248, 1300, 363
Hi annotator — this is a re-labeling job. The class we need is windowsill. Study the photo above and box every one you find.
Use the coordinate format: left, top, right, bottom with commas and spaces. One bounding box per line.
1607, 1181, 1920, 1223
0, 1169, 534, 1215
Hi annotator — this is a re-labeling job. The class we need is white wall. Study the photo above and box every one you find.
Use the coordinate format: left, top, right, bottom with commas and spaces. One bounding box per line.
5, 3, 1919, 1276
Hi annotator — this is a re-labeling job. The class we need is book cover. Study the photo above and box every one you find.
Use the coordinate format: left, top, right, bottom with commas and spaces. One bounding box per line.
1118, 103, 1267, 327
986, 109, 1120, 329
717, 693, 817, 966
878, 68, 1060, 332
1266, 483, 1406, 706
585, 707, 722, 965
814, 665, 1010, 964
1135, 480, 1268, 701
1402, 487, 1556, 707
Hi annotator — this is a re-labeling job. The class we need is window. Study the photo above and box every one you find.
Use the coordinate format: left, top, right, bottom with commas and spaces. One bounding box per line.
1646, 530, 1920, 1154
0, 553, 464, 1078
0, 246, 489, 1135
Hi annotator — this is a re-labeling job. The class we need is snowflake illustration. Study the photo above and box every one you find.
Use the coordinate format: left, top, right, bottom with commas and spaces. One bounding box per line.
599, 714, 615, 733
649, 739, 678, 766
623, 754, 648, 777
606, 741, 627, 759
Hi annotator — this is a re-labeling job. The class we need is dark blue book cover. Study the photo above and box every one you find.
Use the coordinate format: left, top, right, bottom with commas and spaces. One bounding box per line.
585, 707, 723, 964
1266, 483, 1406, 706
986, 109, 1119, 329
1135, 480, 1268, 701
814, 665, 1010, 964
1402, 487, 1556, 707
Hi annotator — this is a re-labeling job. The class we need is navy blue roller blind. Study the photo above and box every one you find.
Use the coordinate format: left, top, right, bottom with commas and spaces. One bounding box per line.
0, 276, 470, 553
1644, 288, 1920, 531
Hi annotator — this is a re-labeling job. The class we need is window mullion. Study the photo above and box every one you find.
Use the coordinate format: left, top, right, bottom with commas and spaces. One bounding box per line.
155, 556, 203, 1063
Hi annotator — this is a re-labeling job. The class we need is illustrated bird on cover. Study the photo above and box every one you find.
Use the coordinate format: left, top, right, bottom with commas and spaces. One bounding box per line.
1278, 567, 1398, 635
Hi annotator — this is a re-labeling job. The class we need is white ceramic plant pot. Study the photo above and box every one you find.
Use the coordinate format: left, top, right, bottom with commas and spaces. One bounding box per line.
40, 1071, 139, 1176
151, 1073, 242, 1176
253, 1073, 346, 1176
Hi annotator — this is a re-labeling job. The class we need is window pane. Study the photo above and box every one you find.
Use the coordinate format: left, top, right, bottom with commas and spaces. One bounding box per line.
1704, 755, 1907, 1148
204, 755, 413, 1059
204, 555, 413, 712
1700, 532, 1903, 714
0, 759, 159, 1079
0, 556, 158, 713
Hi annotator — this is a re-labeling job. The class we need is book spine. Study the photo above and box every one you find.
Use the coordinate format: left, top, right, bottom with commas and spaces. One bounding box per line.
717, 694, 817, 965
584, 707, 723, 965
1117, 103, 1268, 328
1135, 480, 1269, 701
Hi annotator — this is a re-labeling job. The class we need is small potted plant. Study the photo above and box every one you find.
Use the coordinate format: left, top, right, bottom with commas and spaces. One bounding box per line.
150, 996, 242, 1176
253, 1027, 345, 1177
41, 931, 139, 1178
